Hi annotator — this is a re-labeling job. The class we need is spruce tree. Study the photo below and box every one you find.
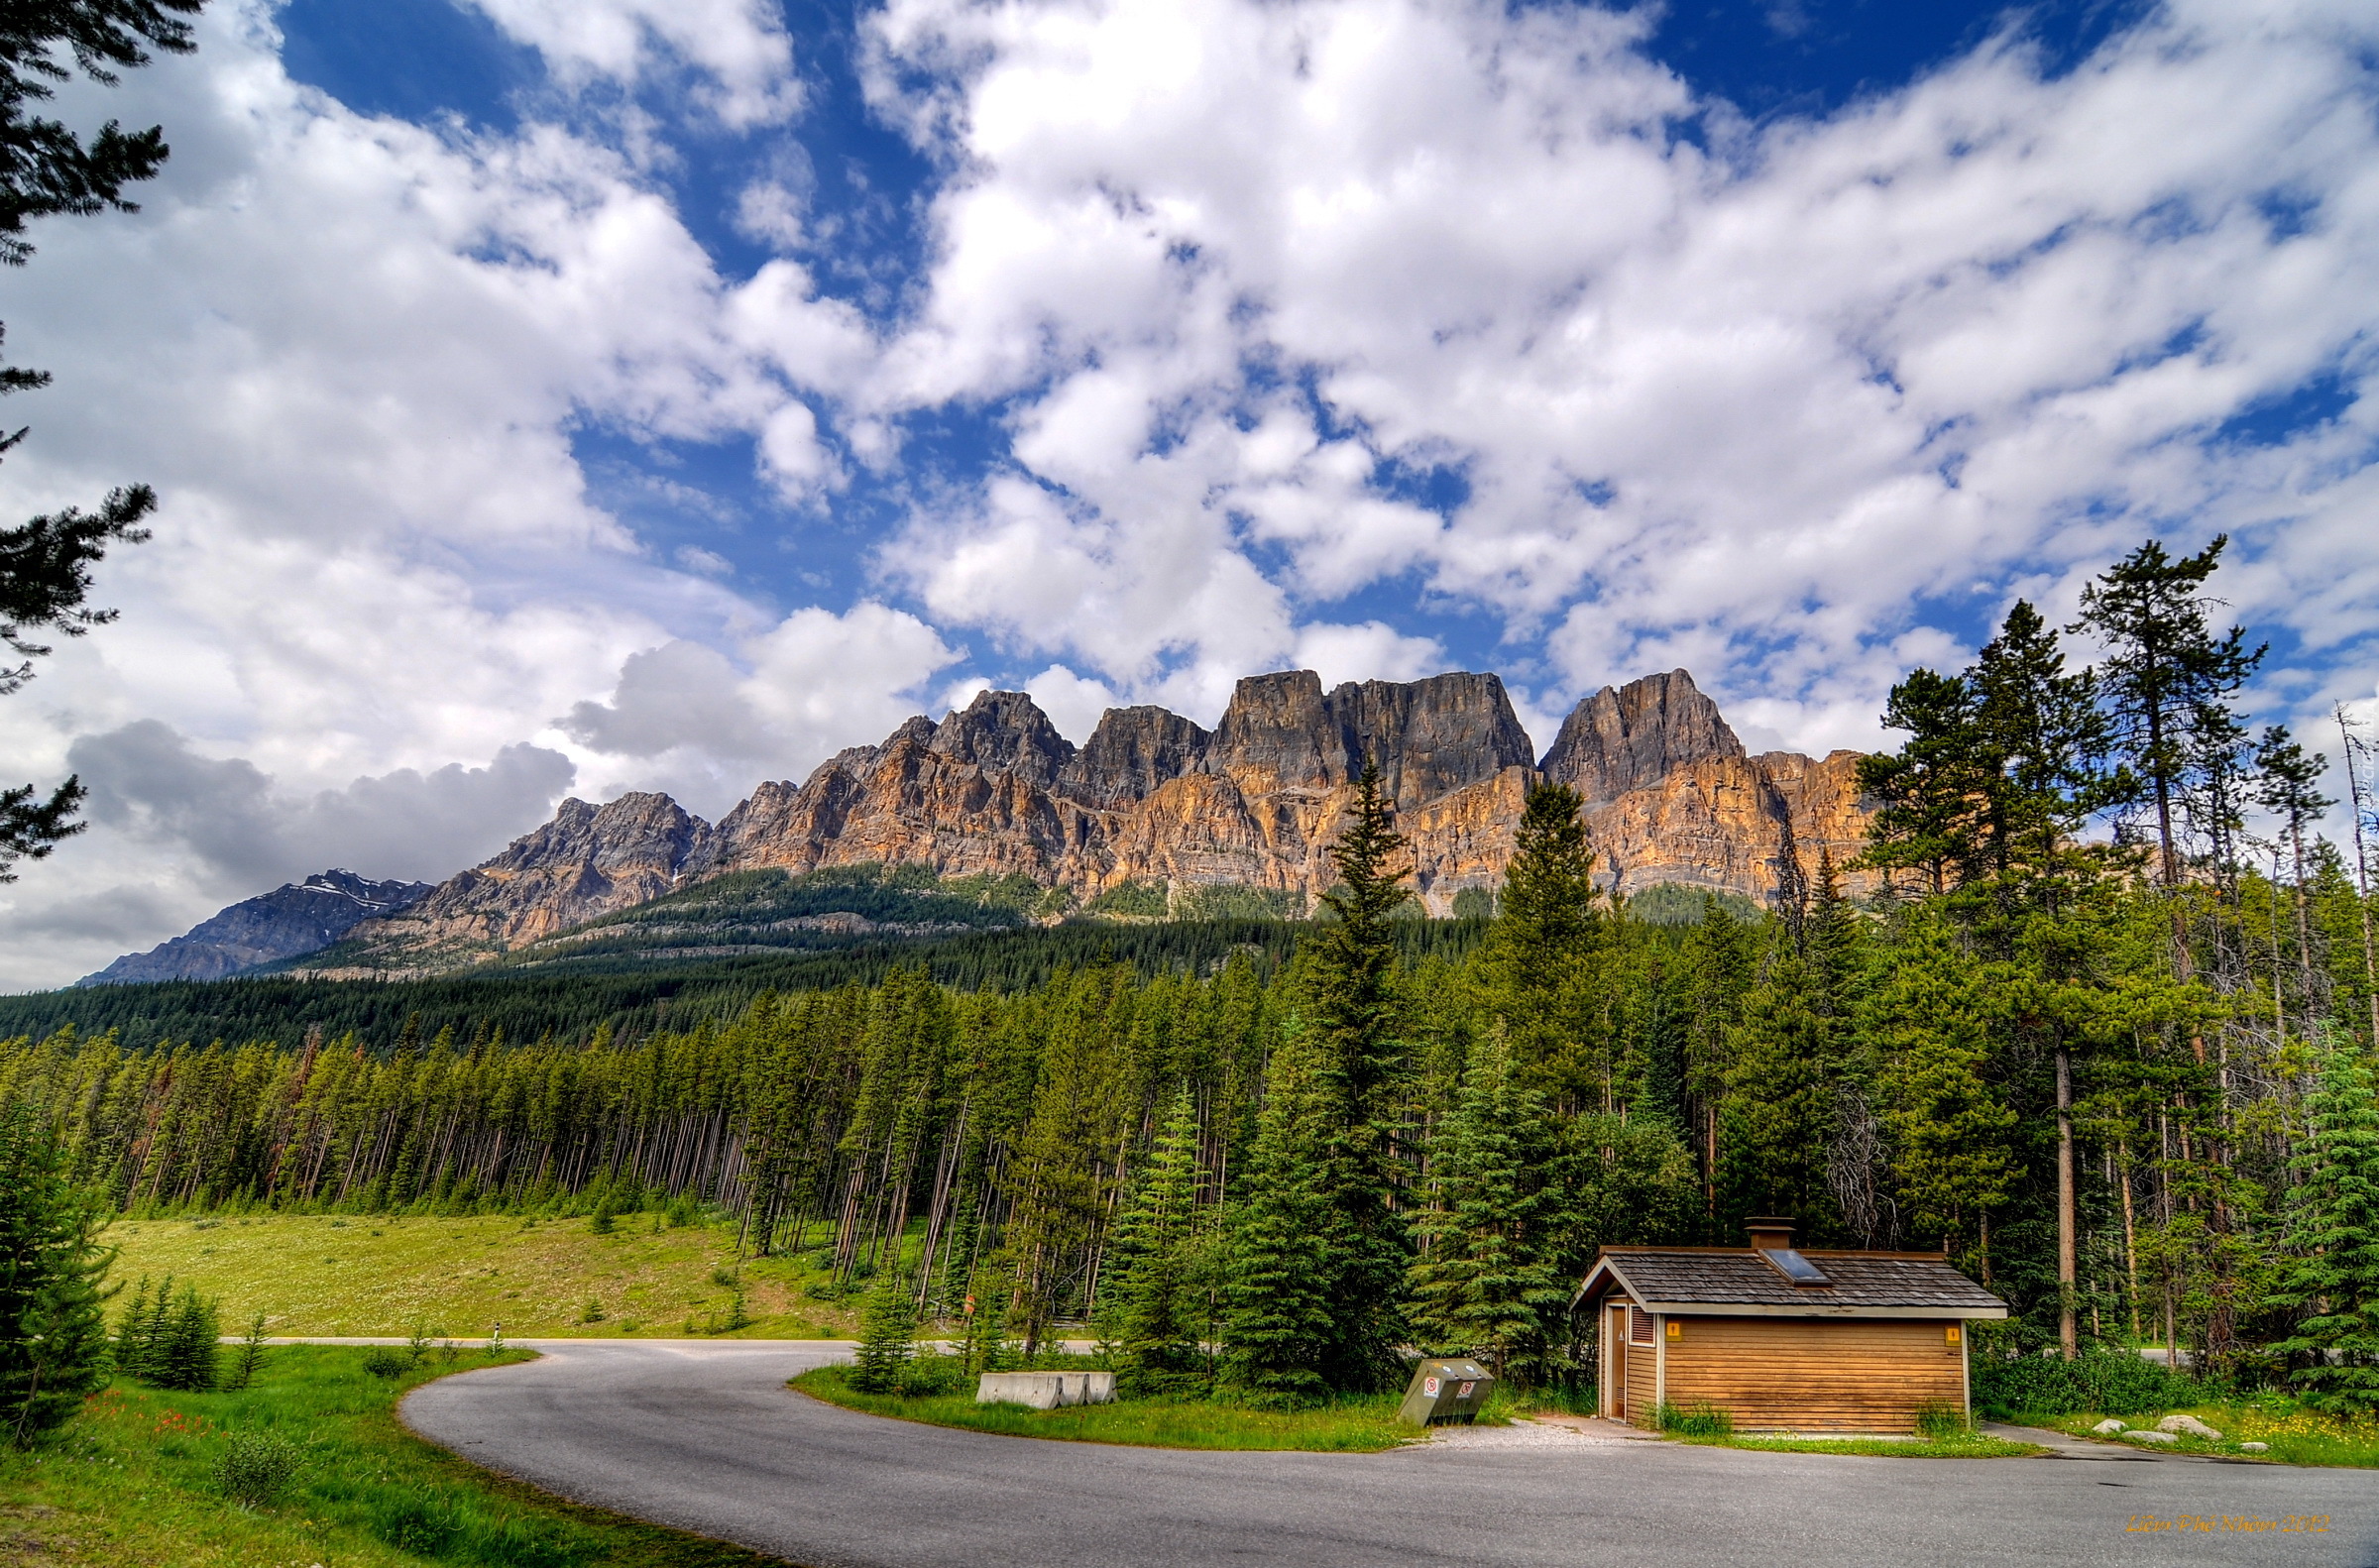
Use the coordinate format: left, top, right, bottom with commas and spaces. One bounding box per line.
0, 1104, 115, 1444
850, 1268, 917, 1394
1297, 762, 1416, 1392
1483, 781, 1607, 1109
1862, 911, 2018, 1269
1221, 1029, 1336, 1407
152, 1285, 218, 1393
1407, 1034, 1564, 1383
2270, 1035, 2379, 1410
1111, 1083, 1205, 1396
1718, 949, 1838, 1233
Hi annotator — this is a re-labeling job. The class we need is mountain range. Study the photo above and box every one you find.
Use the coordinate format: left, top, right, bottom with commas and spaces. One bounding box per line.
79, 667, 1875, 984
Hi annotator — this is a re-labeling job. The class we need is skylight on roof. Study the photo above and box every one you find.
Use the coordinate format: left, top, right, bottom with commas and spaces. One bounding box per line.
1762, 1248, 1832, 1287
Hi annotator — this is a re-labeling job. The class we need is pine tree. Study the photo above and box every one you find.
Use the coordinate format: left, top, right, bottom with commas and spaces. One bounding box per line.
0, 1104, 115, 1444
2270, 1035, 2379, 1410
1221, 1029, 1336, 1407
1297, 762, 1416, 1391
850, 1268, 917, 1395
1482, 781, 1607, 1109
1718, 949, 1838, 1234
152, 1285, 218, 1393
1110, 1083, 1205, 1396
1407, 1033, 1565, 1384
1863, 911, 2018, 1270
2075, 535, 2265, 888
225, 1311, 268, 1393
1856, 668, 1986, 897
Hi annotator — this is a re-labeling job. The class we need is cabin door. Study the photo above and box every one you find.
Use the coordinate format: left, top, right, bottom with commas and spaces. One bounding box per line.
1606, 1303, 1629, 1419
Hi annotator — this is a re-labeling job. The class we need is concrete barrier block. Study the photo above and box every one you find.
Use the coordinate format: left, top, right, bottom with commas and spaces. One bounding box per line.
975, 1371, 1118, 1408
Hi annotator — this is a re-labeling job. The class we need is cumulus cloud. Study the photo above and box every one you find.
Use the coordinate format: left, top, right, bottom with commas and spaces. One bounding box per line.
463, 0, 801, 126
795, 0, 2379, 752
67, 721, 577, 889
557, 602, 963, 801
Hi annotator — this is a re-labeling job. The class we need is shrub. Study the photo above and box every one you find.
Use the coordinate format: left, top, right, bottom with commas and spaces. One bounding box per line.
1653, 1401, 1734, 1437
1913, 1400, 1970, 1438
214, 1429, 300, 1507
361, 1347, 410, 1380
1971, 1349, 2211, 1417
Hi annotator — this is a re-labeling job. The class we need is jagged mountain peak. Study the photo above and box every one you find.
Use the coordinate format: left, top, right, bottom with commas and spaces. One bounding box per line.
927, 689, 1076, 786
1539, 668, 1745, 804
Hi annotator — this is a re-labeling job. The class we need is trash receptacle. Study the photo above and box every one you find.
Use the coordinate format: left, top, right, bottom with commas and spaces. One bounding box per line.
1397, 1358, 1494, 1425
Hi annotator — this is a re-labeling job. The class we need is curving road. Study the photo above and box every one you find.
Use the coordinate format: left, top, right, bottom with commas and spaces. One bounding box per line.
400, 1341, 2378, 1568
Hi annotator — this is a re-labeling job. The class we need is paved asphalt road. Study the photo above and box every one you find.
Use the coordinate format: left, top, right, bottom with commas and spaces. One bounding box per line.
399, 1340, 2378, 1568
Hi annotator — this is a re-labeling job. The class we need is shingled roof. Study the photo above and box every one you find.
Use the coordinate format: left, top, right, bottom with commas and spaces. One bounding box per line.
1578, 1248, 2006, 1318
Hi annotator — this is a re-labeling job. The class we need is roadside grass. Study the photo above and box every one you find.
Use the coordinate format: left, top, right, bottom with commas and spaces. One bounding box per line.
793, 1364, 1479, 1451
103, 1212, 852, 1338
0, 1345, 783, 1566
2023, 1401, 2379, 1467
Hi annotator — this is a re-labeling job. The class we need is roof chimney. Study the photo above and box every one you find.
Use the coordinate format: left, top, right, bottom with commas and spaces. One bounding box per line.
1745, 1217, 1796, 1252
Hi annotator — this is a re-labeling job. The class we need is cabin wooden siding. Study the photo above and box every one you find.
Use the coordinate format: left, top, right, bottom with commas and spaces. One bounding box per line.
1658, 1315, 1966, 1433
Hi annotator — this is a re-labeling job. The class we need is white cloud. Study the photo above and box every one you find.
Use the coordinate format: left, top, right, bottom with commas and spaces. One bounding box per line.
825, 0, 2379, 740
557, 602, 964, 808
462, 0, 801, 127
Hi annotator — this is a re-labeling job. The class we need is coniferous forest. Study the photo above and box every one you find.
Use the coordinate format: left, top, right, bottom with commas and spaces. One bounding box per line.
5, 537, 2379, 1411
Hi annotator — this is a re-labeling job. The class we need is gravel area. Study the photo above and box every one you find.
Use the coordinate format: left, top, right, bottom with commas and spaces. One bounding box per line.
1425, 1417, 1631, 1448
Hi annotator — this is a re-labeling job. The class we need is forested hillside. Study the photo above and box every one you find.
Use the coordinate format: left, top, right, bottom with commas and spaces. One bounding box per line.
5, 536, 2376, 1404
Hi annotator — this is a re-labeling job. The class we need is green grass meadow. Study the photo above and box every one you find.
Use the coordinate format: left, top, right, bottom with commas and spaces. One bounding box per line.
101, 1213, 850, 1339
0, 1346, 784, 1567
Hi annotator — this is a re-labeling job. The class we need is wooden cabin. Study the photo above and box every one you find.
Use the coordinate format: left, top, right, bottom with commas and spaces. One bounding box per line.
1575, 1219, 2005, 1435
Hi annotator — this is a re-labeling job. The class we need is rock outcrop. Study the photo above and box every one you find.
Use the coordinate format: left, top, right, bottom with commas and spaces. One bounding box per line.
76, 870, 431, 985
1540, 668, 1744, 803
309, 667, 1878, 974
320, 793, 711, 971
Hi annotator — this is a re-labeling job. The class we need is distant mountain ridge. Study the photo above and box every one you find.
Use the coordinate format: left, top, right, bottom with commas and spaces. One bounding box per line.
76, 667, 1874, 985
76, 870, 431, 986
282, 666, 1874, 979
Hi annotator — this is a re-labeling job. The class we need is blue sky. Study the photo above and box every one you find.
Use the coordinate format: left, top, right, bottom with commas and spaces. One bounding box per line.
0, 0, 2372, 985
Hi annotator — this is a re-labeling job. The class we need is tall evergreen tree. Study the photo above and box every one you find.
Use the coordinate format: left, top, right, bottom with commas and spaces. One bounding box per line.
1482, 781, 1608, 1110
2270, 1034, 2379, 1411
1298, 762, 1416, 1391
2074, 536, 2266, 888
2256, 726, 2332, 1007
1110, 1082, 1205, 1396
0, 1103, 114, 1444
1221, 1027, 1336, 1407
1407, 1033, 1565, 1383
1856, 668, 1985, 896
1863, 911, 2018, 1273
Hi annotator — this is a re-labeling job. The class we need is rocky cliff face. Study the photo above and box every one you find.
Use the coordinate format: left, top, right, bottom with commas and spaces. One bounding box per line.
1539, 668, 1744, 804
76, 870, 431, 985
305, 667, 1877, 974
315, 792, 711, 973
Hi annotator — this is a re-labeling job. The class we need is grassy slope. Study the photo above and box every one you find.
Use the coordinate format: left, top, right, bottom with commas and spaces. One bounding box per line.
0, 1346, 784, 1567
104, 1213, 856, 1339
